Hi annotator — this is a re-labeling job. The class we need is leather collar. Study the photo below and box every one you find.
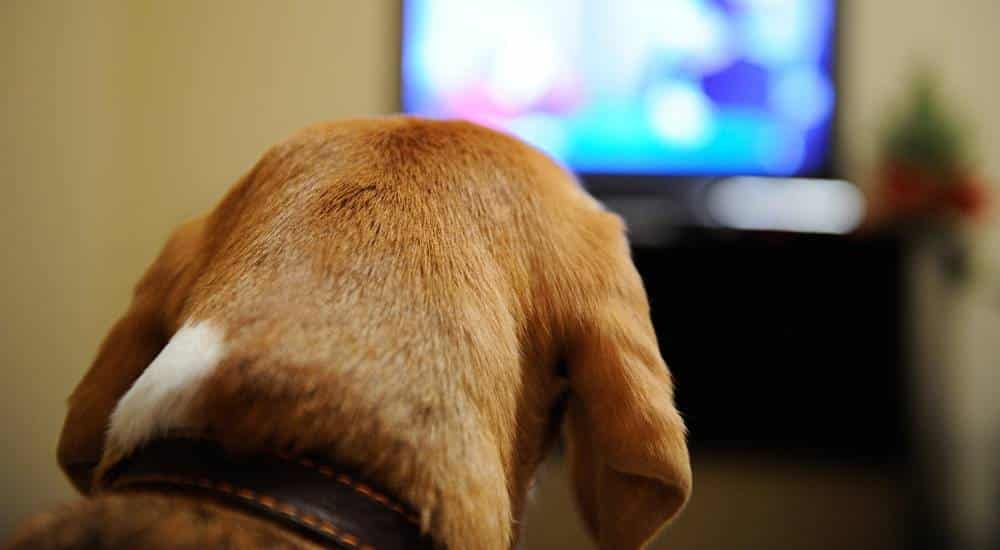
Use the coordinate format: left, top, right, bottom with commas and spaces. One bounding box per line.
101, 438, 434, 550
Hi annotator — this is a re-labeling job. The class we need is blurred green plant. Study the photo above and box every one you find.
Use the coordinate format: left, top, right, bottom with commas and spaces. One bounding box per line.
871, 68, 989, 227
882, 70, 972, 178
870, 68, 992, 284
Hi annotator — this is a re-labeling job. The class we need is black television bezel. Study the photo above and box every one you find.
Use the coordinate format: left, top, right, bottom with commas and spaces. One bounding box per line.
396, 0, 843, 195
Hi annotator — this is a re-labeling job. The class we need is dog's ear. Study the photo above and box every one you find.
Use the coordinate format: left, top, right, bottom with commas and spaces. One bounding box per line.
57, 219, 203, 493
561, 213, 691, 550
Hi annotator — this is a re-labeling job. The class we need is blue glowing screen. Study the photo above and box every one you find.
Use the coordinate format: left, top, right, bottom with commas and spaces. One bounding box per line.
402, 0, 836, 177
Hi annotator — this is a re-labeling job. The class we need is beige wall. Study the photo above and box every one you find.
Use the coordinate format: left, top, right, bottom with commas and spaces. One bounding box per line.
842, 3, 1000, 547
2, 0, 998, 545
2, 0, 397, 535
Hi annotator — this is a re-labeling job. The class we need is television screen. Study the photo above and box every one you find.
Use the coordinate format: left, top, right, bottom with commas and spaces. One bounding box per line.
401, 0, 837, 177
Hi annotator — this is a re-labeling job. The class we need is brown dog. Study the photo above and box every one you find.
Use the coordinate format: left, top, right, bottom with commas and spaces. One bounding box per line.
8, 117, 690, 549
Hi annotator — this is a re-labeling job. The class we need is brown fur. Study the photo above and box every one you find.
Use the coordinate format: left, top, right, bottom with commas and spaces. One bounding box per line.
22, 117, 689, 549
5, 493, 320, 549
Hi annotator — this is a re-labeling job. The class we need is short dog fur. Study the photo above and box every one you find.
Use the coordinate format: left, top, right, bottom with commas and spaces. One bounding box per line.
9, 117, 691, 549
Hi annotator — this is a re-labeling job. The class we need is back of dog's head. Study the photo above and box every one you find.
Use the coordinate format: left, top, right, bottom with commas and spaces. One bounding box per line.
54, 117, 691, 550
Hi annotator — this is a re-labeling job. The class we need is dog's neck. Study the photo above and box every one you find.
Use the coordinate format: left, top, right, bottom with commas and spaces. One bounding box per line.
102, 438, 435, 550
95, 316, 530, 549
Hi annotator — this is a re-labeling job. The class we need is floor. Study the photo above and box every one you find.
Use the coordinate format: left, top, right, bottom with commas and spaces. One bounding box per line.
519, 451, 906, 550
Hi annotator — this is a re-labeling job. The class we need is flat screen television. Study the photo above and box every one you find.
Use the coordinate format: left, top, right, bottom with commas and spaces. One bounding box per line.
401, 0, 838, 181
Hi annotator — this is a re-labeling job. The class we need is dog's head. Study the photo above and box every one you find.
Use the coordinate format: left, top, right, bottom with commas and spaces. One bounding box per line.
58, 117, 690, 549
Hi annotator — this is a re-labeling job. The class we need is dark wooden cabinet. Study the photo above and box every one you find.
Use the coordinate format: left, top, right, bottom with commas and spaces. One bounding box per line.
632, 229, 909, 465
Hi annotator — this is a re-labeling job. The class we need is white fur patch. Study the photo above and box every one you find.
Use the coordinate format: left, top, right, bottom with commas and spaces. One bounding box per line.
107, 321, 226, 456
